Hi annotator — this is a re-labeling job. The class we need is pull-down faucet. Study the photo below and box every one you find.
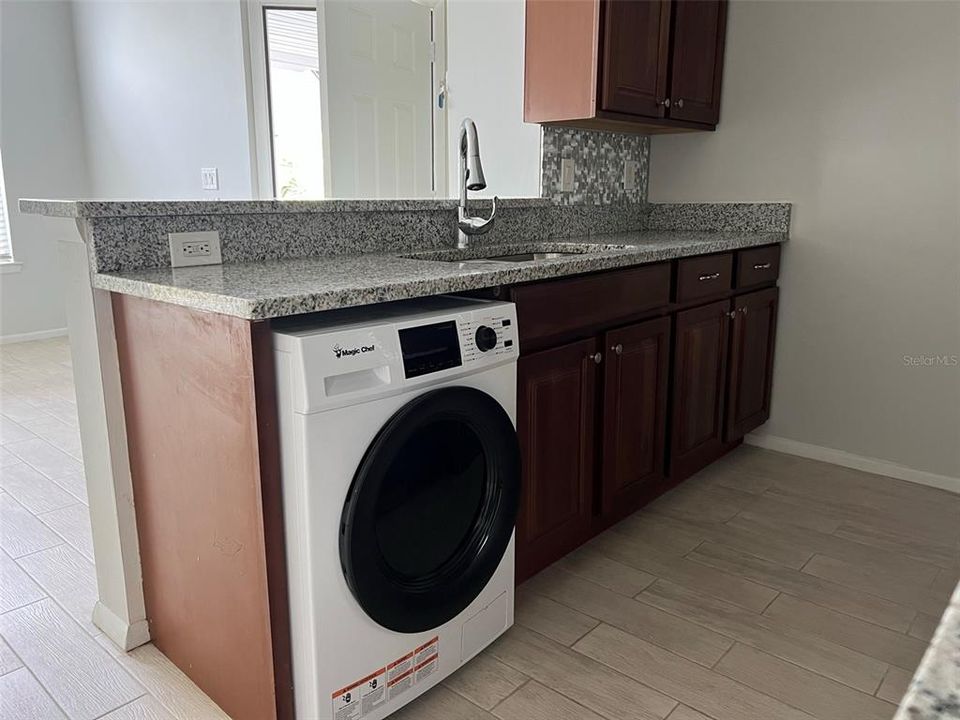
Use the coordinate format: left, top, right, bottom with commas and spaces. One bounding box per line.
457, 118, 497, 250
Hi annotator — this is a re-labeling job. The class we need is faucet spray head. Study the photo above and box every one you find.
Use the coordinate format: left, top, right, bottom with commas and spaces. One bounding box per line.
460, 118, 487, 191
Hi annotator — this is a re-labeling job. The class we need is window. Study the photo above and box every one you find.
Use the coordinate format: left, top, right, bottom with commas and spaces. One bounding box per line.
262, 6, 325, 199
0, 149, 12, 261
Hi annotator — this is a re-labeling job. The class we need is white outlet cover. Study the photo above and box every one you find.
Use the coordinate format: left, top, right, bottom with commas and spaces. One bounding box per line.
560, 158, 575, 193
200, 167, 219, 191
169, 230, 223, 268
623, 160, 638, 191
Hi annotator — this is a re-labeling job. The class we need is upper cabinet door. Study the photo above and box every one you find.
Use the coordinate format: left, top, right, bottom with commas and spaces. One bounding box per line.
668, 0, 728, 124
726, 287, 779, 442
600, 317, 671, 520
599, 0, 672, 117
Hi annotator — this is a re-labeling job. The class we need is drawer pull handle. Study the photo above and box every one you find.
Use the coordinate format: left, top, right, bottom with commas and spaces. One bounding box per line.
611, 343, 623, 356
698, 272, 721, 281
753, 262, 772, 270
588, 352, 603, 365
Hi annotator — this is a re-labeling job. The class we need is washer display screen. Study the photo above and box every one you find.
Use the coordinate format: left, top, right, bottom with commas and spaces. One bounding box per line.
399, 321, 462, 378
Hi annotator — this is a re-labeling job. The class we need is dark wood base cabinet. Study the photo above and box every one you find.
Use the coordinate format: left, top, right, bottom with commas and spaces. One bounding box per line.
513, 246, 781, 580
516, 338, 598, 581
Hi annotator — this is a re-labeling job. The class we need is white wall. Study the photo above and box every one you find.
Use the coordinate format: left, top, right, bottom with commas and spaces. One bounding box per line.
0, 0, 90, 340
445, 0, 541, 198
649, 1, 960, 480
71, 0, 255, 199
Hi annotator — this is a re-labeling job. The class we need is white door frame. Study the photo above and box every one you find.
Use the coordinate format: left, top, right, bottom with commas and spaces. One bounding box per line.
242, 0, 447, 199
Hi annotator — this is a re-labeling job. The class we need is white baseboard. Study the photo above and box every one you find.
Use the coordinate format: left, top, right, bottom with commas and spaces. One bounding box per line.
745, 432, 960, 495
0, 327, 68, 345
93, 601, 151, 651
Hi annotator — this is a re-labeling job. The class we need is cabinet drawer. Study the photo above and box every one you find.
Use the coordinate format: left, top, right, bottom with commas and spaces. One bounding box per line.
676, 253, 733, 303
736, 245, 781, 288
511, 263, 670, 347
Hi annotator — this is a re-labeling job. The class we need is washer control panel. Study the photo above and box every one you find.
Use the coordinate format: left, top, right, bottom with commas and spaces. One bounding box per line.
459, 310, 517, 365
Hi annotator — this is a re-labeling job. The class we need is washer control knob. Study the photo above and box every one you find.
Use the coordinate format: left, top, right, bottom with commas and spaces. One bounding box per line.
475, 325, 498, 352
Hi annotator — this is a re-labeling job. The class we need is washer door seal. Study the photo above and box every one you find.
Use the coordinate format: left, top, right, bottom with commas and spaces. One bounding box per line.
339, 386, 520, 633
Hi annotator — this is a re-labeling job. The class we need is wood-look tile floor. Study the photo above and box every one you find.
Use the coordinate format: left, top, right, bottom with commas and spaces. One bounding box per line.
1, 337, 957, 719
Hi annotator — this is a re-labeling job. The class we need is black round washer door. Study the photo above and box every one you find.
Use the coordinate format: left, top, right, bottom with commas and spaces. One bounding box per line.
340, 386, 521, 633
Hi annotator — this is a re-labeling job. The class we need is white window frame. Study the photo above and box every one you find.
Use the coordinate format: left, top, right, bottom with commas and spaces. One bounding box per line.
0, 147, 16, 266
241, 0, 448, 200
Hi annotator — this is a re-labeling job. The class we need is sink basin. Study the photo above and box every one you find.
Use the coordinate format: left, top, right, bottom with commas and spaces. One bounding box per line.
482, 251, 581, 262
400, 243, 630, 264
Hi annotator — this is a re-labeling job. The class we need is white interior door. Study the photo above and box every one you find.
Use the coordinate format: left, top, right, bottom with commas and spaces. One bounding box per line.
321, 0, 435, 198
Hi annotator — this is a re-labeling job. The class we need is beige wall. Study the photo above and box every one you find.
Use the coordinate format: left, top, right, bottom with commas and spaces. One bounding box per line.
649, 0, 960, 481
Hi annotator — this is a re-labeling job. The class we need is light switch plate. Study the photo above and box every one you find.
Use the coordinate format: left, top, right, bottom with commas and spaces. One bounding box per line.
200, 167, 219, 191
169, 230, 223, 268
623, 160, 638, 191
560, 158, 575, 192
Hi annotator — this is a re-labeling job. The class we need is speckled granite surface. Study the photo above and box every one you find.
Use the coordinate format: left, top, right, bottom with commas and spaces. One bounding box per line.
895, 582, 960, 720
92, 230, 785, 320
18, 196, 551, 219
21, 198, 789, 274
644, 202, 792, 233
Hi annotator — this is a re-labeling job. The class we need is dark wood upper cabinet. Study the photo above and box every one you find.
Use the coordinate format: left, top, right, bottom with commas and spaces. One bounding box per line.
516, 337, 598, 581
600, 317, 671, 519
670, 299, 730, 479
525, 0, 728, 133
668, 0, 728, 124
599, 0, 671, 117
726, 287, 779, 442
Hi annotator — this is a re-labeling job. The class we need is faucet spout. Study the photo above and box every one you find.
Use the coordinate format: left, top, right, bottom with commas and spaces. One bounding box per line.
457, 118, 497, 249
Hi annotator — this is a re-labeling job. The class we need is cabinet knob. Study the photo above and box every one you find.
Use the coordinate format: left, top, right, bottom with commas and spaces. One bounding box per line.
657, 98, 671, 108
727, 311, 737, 319
589, 352, 603, 365
675, 98, 685, 108
740, 306, 749, 315
611, 343, 623, 356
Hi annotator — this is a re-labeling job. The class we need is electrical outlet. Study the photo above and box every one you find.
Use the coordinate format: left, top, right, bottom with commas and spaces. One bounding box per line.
169, 230, 223, 268
200, 167, 219, 191
560, 158, 575, 192
623, 160, 638, 191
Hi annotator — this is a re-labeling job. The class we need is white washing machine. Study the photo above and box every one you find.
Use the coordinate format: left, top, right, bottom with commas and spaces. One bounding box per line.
273, 296, 521, 720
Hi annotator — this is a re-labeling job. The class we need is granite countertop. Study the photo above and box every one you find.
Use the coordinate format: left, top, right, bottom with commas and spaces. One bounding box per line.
93, 229, 785, 320
895, 581, 960, 720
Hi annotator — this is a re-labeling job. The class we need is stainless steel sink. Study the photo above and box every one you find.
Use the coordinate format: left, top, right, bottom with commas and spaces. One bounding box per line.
399, 243, 629, 264
482, 251, 582, 262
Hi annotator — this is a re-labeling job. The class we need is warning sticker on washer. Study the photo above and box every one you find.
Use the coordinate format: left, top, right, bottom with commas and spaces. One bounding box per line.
331, 638, 439, 718
413, 637, 439, 683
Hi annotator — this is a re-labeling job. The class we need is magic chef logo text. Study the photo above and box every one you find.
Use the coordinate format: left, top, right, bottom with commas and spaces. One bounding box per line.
332, 343, 375, 359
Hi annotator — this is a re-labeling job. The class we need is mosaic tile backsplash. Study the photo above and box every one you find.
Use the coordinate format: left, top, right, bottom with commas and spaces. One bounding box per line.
541, 126, 650, 205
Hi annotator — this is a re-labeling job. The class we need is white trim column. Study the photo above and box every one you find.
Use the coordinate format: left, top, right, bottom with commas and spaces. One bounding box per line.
61, 227, 148, 650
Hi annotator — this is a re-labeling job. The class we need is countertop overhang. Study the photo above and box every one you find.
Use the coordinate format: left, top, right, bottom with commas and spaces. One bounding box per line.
93, 229, 786, 320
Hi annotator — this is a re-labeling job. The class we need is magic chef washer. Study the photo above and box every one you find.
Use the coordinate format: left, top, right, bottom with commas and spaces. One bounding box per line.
273, 296, 521, 720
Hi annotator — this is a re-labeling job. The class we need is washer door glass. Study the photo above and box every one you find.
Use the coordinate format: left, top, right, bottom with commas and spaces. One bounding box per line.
340, 386, 521, 633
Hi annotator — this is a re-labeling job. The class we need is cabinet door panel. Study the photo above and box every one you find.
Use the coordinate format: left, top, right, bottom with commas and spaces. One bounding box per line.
601, 317, 671, 519
668, 0, 727, 125
516, 337, 597, 581
670, 300, 730, 479
599, 0, 672, 117
726, 287, 779, 441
